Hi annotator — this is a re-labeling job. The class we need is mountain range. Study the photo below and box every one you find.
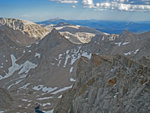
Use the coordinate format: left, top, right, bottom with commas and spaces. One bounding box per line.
0, 17, 150, 113
37, 18, 150, 34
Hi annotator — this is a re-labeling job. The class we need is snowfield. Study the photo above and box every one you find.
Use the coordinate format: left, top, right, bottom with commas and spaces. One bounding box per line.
0, 54, 37, 81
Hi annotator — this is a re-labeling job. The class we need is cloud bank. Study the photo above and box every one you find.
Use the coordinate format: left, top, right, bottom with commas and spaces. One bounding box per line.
49, 0, 150, 11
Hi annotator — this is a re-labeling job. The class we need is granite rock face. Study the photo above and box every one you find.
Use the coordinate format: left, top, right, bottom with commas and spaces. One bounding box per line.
54, 54, 150, 113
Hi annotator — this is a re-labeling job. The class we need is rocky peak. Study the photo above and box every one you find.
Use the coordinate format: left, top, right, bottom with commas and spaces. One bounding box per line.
120, 30, 136, 38
38, 28, 72, 54
40, 28, 63, 43
50, 28, 61, 36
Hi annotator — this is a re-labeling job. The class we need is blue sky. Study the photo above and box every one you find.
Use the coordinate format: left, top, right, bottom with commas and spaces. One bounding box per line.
0, 0, 150, 22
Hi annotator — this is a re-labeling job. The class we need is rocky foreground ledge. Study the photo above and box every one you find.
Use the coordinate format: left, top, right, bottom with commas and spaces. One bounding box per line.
54, 54, 150, 113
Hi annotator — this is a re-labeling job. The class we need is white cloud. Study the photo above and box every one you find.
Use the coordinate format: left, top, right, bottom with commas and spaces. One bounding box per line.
83, 0, 150, 11
49, 0, 150, 11
95, 1, 150, 11
50, 0, 78, 4
82, 0, 94, 8
72, 5, 76, 8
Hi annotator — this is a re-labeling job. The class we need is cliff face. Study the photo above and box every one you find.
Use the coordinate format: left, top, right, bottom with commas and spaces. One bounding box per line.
54, 54, 150, 113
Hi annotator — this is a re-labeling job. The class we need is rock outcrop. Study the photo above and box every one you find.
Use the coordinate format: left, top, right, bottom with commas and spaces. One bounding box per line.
54, 54, 150, 113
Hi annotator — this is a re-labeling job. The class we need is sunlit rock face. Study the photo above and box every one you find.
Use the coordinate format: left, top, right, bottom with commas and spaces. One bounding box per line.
0, 18, 49, 39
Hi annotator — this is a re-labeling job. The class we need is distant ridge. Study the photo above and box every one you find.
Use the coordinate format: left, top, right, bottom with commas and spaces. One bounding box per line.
37, 18, 150, 34
0, 18, 49, 39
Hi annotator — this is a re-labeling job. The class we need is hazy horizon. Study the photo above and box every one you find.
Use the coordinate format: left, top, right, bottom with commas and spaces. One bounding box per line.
1, 17, 150, 23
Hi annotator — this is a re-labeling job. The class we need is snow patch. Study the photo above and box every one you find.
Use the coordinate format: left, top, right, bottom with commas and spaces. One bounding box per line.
33, 85, 58, 93
7, 79, 23, 89
42, 87, 57, 93
23, 50, 26, 53
27, 103, 31, 107
42, 103, 51, 107
115, 42, 130, 46
134, 49, 140, 54
37, 96, 53, 100
51, 85, 72, 95
0, 54, 21, 80
64, 50, 70, 67
58, 95, 62, 98
58, 54, 63, 59
124, 49, 140, 56
57, 54, 63, 66
70, 78, 76, 82
69, 67, 73, 73
35, 53, 41, 58
33, 85, 44, 91
115, 42, 122, 46
22, 99, 32, 102
20, 83, 31, 89
122, 42, 130, 45
81, 52, 91, 59
71, 50, 91, 65
57, 47, 91, 67
18, 61, 37, 74
124, 51, 132, 56
0, 111, 4, 113
26, 45, 31, 48
70, 46, 81, 65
